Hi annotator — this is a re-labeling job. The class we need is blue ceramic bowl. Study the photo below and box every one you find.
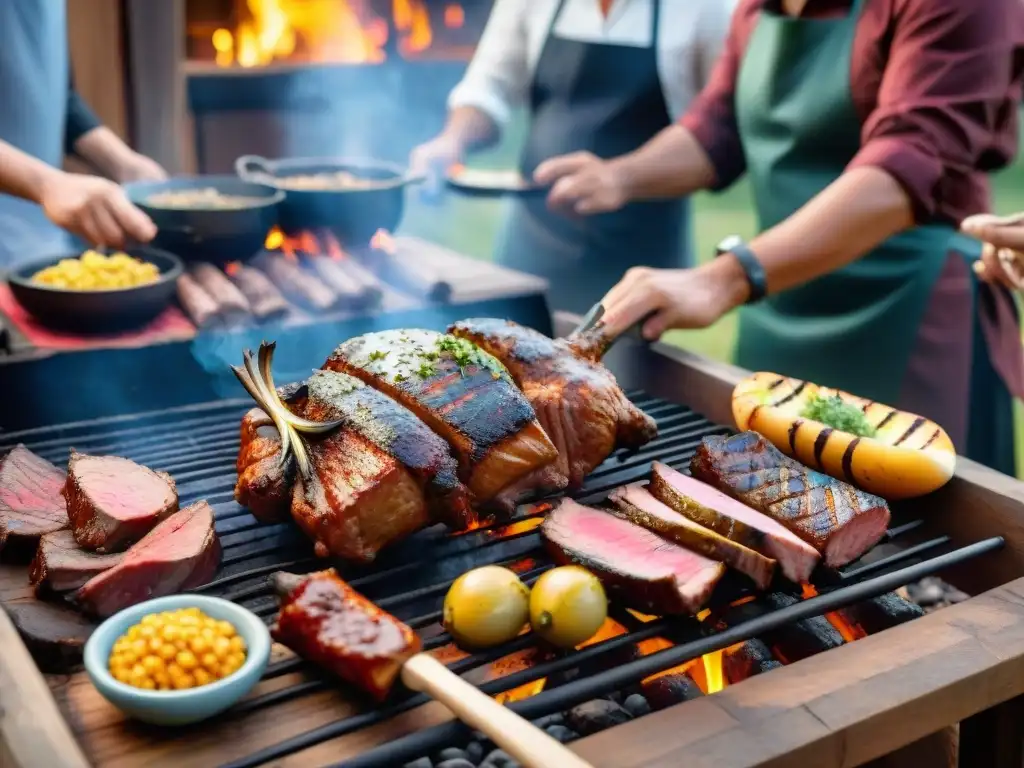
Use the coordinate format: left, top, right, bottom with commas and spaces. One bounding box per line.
83, 595, 271, 726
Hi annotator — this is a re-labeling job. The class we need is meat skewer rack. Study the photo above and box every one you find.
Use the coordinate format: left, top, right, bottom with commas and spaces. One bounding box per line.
2, 312, 1024, 768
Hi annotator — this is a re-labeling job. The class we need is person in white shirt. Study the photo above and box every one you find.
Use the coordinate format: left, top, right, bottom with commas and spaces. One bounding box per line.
410, 0, 736, 313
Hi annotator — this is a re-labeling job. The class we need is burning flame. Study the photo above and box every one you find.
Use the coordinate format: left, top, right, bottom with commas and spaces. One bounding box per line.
801, 584, 866, 643
209, 0, 458, 67
370, 228, 397, 254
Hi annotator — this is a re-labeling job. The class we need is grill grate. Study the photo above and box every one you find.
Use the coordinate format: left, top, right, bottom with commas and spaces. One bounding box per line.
0, 394, 1002, 768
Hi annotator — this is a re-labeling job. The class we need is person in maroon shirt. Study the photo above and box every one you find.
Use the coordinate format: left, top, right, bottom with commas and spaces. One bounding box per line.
534, 0, 1024, 475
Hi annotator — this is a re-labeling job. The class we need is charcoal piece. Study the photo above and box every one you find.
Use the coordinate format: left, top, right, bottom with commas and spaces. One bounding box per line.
368, 241, 451, 303
435, 748, 470, 764
255, 253, 338, 312
724, 592, 843, 664
436, 761, 474, 768
566, 699, 633, 736
623, 693, 651, 717
229, 265, 289, 321
641, 672, 704, 711
190, 262, 250, 324
834, 592, 924, 635
545, 725, 578, 744
403, 759, 432, 768
723, 639, 782, 684
531, 713, 564, 730
176, 273, 221, 328
480, 749, 518, 768
4, 600, 96, 673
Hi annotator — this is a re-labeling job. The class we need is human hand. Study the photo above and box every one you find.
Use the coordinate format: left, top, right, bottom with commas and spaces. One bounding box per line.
600, 257, 751, 340
409, 134, 463, 199
961, 213, 1024, 290
534, 151, 629, 215
112, 151, 167, 183
40, 172, 157, 248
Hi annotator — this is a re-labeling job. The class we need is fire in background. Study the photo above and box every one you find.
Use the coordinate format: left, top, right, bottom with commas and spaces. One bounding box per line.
186, 0, 483, 66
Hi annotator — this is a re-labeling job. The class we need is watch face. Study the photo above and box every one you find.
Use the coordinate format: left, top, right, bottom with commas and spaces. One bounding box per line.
716, 235, 743, 255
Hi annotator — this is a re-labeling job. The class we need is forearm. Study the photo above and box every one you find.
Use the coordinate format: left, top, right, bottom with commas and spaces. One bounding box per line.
749, 166, 915, 293
441, 106, 502, 154
72, 126, 136, 181
609, 125, 717, 201
0, 140, 64, 203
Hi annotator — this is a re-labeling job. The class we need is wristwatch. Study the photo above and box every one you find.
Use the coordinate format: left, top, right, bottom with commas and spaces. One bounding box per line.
716, 235, 767, 303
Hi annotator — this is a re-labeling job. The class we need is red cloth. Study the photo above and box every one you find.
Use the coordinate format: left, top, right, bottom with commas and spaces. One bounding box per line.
680, 0, 1024, 224
0, 283, 195, 350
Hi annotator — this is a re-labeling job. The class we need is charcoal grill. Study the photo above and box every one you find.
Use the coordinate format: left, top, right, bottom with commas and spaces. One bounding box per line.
3, 326, 1024, 768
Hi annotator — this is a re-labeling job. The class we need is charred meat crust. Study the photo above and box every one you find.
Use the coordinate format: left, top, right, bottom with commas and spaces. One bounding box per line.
324, 329, 560, 498
235, 408, 295, 524
0, 444, 69, 554
29, 529, 124, 594
449, 319, 657, 488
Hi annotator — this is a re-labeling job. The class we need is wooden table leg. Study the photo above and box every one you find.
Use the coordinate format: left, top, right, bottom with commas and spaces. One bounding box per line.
958, 696, 1024, 768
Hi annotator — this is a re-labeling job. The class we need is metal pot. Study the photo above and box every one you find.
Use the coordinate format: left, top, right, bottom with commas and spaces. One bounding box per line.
235, 155, 424, 247
124, 176, 284, 266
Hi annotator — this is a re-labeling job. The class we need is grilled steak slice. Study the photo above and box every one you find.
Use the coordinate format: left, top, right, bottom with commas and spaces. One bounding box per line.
542, 498, 725, 615
271, 570, 421, 703
0, 445, 68, 554
75, 501, 220, 618
609, 484, 776, 590
449, 318, 657, 488
324, 329, 565, 513
292, 427, 431, 564
649, 462, 820, 583
236, 407, 295, 524
302, 370, 475, 530
64, 451, 178, 553
29, 529, 124, 593
4, 600, 97, 673
690, 432, 890, 567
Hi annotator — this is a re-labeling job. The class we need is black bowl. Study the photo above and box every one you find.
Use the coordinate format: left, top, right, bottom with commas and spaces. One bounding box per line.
7, 247, 184, 333
235, 155, 422, 247
124, 176, 284, 265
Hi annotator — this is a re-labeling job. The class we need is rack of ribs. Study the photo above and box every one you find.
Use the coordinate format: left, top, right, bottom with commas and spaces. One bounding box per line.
449, 318, 657, 488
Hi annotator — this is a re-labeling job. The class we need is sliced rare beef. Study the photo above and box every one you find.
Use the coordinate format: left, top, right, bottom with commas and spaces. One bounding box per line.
29, 529, 124, 593
541, 498, 725, 615
0, 444, 68, 555
690, 432, 891, 567
449, 318, 657, 488
4, 600, 97, 673
64, 450, 179, 553
75, 500, 220, 618
649, 462, 820, 583
324, 329, 565, 514
609, 484, 776, 590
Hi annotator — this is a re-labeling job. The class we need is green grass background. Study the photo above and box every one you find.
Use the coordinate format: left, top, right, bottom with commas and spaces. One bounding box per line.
399, 115, 1024, 476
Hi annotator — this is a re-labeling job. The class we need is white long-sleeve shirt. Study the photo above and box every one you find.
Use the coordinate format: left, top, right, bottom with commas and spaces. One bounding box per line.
448, 0, 738, 127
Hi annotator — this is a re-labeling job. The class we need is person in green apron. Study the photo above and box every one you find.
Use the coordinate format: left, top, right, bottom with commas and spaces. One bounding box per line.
535, 0, 1024, 475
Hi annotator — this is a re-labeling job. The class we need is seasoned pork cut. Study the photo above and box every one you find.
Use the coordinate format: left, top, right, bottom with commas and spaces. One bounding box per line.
236, 407, 295, 524
609, 484, 776, 590
542, 498, 725, 614
649, 462, 820, 583
449, 318, 657, 487
690, 432, 891, 567
0, 444, 68, 553
324, 329, 565, 513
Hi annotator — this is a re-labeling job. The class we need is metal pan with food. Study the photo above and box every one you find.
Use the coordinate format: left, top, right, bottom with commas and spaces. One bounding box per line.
7, 247, 183, 333
124, 176, 284, 266
445, 165, 548, 198
234, 155, 424, 245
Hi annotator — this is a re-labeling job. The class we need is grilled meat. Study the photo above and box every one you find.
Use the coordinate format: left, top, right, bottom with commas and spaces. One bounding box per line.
649, 462, 820, 583
324, 329, 565, 513
236, 408, 295, 524
302, 370, 475, 530
29, 529, 124, 593
449, 318, 657, 487
542, 498, 726, 615
64, 451, 178, 553
291, 426, 431, 564
609, 484, 776, 590
0, 445, 68, 554
4, 600, 97, 673
271, 570, 422, 702
75, 501, 221, 618
690, 432, 891, 567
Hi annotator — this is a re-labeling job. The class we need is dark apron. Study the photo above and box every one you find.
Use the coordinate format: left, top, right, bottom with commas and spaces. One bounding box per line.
733, 0, 1020, 474
495, 0, 692, 314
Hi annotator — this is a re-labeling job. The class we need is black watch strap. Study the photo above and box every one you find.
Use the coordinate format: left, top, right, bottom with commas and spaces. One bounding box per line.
716, 235, 767, 304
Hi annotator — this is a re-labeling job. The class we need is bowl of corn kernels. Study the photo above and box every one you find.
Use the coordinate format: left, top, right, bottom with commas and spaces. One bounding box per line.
83, 595, 271, 725
6, 246, 183, 333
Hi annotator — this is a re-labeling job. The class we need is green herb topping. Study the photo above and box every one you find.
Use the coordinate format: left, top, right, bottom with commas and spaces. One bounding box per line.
800, 394, 877, 438
367, 350, 389, 362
